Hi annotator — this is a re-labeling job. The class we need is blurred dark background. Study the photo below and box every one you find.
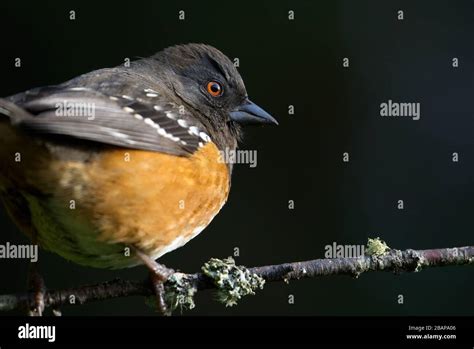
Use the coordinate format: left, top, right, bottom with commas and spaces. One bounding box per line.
0, 0, 473, 315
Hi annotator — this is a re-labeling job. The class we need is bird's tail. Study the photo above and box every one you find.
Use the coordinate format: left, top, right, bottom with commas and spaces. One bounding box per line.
0, 98, 32, 124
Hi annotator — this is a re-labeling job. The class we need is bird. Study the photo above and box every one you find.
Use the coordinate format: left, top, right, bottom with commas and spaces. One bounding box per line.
0, 43, 277, 315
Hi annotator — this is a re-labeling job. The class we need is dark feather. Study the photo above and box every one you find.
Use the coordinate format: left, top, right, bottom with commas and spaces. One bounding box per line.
2, 81, 210, 156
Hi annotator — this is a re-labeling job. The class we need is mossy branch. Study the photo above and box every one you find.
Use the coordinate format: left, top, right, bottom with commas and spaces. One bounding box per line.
0, 242, 473, 314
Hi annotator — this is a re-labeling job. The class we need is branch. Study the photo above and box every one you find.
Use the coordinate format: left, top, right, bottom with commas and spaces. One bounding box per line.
1, 244, 473, 314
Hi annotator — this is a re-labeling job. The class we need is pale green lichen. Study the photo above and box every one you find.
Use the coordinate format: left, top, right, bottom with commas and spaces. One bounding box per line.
164, 272, 197, 312
365, 237, 390, 256
405, 249, 426, 272
202, 257, 265, 307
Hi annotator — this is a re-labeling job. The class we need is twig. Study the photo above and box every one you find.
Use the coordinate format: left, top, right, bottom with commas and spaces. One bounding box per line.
0, 245, 472, 313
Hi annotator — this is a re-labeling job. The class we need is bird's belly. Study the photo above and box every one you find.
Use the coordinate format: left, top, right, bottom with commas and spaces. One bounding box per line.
0, 137, 230, 269
84, 143, 230, 264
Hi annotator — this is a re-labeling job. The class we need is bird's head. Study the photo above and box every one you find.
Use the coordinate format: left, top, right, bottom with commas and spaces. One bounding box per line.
152, 44, 278, 130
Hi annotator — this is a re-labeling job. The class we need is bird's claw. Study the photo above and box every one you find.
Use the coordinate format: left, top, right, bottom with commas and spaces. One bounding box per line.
133, 247, 175, 315
149, 270, 173, 316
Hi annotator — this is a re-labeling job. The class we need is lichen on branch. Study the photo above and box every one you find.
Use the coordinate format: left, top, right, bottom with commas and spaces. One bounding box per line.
0, 244, 473, 315
202, 257, 265, 307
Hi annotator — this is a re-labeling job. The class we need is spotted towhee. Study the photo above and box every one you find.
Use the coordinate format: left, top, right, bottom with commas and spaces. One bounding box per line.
0, 43, 277, 315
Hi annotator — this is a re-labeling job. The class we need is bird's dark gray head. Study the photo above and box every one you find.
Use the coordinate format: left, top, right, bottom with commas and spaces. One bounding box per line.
150, 44, 277, 133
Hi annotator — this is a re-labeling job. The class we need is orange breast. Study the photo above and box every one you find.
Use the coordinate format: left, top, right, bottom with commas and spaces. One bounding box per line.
84, 142, 230, 258
0, 121, 229, 267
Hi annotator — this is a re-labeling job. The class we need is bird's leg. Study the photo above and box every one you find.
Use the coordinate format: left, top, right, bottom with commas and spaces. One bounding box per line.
26, 231, 53, 316
27, 262, 46, 316
132, 247, 174, 316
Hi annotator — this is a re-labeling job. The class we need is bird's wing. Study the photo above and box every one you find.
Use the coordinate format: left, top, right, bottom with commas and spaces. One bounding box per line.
0, 82, 210, 156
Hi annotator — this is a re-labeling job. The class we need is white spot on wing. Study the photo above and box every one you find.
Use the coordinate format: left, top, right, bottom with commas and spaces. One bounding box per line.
165, 111, 176, 120
144, 118, 155, 126
107, 130, 134, 142
199, 132, 211, 142
177, 119, 188, 128
188, 126, 199, 136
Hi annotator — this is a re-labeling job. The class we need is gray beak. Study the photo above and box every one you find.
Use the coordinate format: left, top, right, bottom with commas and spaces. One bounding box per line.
229, 98, 278, 125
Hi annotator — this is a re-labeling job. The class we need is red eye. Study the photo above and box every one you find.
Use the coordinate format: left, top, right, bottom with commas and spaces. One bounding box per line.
206, 81, 223, 97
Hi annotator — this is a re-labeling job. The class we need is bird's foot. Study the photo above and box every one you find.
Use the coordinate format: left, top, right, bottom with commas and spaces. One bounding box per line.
133, 248, 174, 316
148, 267, 174, 316
27, 264, 46, 316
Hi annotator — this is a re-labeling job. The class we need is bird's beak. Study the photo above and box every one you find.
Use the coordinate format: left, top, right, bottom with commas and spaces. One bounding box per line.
229, 98, 278, 125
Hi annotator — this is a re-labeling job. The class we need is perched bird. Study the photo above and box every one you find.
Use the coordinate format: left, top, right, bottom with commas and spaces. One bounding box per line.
0, 43, 277, 315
